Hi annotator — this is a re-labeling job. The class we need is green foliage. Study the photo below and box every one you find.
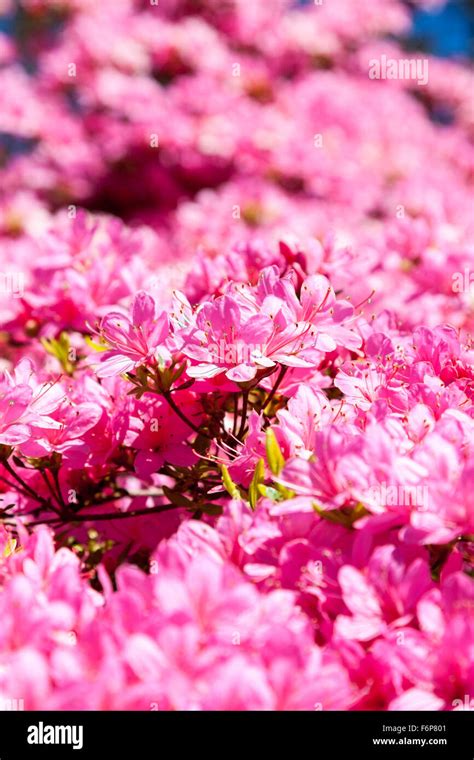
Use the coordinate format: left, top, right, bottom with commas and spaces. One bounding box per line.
265, 428, 285, 475
248, 458, 265, 509
41, 332, 77, 375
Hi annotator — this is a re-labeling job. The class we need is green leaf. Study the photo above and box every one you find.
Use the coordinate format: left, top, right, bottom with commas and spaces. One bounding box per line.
265, 428, 285, 475
162, 486, 194, 507
313, 501, 369, 528
248, 458, 265, 509
275, 482, 295, 499
221, 465, 240, 499
41, 332, 77, 375
155, 362, 187, 392
257, 484, 282, 502
170, 362, 187, 384
0, 445, 13, 460
200, 503, 224, 516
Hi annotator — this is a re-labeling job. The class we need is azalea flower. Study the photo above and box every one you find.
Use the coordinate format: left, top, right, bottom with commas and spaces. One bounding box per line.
0, 359, 65, 446
0, 0, 471, 714
180, 267, 362, 382
94, 292, 171, 377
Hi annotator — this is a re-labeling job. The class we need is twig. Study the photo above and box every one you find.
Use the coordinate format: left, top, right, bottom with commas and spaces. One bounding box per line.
162, 391, 211, 440
237, 390, 249, 440
262, 365, 287, 413
1, 462, 50, 506
25, 502, 179, 527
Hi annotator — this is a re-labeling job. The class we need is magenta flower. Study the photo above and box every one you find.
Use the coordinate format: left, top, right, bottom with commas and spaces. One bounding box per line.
130, 394, 200, 479
180, 267, 362, 382
94, 292, 171, 377
0, 0, 471, 715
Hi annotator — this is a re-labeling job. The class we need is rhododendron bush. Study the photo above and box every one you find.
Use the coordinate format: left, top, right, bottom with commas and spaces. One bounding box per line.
0, 0, 472, 712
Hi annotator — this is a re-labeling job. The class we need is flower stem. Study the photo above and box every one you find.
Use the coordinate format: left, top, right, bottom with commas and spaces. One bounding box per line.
237, 390, 249, 440
25, 502, 179, 527
162, 391, 211, 439
263, 365, 287, 414
1, 461, 50, 506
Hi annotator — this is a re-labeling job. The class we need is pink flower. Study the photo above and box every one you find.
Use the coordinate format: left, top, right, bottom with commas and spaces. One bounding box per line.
274, 385, 334, 459
130, 394, 200, 478
335, 545, 433, 642
0, 359, 65, 446
0, 0, 472, 713
18, 400, 103, 466
180, 267, 361, 382
94, 292, 170, 377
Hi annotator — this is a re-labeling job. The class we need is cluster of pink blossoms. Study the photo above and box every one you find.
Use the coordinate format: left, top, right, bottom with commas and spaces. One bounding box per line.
0, 0, 472, 710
